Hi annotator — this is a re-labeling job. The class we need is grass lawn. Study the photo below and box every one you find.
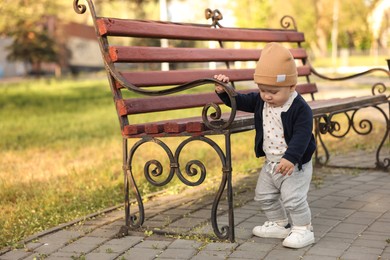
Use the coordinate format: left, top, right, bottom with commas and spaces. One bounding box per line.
0, 73, 387, 250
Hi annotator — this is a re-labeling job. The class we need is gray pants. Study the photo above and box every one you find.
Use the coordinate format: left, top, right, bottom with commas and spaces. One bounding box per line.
254, 160, 313, 226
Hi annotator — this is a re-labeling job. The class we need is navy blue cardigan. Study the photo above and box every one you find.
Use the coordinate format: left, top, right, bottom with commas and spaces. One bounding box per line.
218, 91, 316, 169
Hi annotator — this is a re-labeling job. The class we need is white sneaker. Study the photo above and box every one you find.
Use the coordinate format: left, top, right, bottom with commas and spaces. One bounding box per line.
252, 221, 291, 239
282, 225, 315, 248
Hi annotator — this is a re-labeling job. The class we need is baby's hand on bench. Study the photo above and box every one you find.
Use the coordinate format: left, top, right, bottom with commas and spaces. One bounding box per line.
214, 74, 229, 93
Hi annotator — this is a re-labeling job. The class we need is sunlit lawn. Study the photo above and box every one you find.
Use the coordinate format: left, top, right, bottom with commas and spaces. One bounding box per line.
0, 74, 387, 250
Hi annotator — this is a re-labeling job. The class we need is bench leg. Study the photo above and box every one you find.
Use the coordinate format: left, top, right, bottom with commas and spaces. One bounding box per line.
122, 138, 145, 233
314, 116, 331, 166
225, 133, 235, 242
314, 105, 390, 170
210, 133, 235, 242
373, 104, 390, 170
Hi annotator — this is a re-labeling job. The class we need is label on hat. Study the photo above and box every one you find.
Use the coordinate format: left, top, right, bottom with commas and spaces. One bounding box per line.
277, 74, 286, 82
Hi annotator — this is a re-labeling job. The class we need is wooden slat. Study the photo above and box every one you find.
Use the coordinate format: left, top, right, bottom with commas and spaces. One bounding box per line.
109, 46, 308, 63
116, 92, 224, 115
97, 18, 305, 42
309, 95, 388, 116
119, 65, 311, 88
296, 83, 318, 95
116, 83, 317, 116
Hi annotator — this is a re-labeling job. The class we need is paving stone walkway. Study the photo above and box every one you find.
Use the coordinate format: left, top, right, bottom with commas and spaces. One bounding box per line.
1, 164, 390, 260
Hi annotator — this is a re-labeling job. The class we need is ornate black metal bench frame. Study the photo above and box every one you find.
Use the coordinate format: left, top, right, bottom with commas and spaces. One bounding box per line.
73, 0, 389, 242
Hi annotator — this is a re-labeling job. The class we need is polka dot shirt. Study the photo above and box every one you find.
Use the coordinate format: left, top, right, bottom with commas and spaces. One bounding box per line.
262, 91, 298, 162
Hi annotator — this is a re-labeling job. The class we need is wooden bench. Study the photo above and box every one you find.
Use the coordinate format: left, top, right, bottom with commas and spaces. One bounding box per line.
73, 0, 389, 242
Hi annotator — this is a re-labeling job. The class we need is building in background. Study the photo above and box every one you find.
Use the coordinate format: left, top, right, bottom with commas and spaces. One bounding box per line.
0, 19, 103, 78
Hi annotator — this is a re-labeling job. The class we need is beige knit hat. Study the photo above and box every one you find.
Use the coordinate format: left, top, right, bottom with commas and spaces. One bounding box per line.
253, 42, 297, 87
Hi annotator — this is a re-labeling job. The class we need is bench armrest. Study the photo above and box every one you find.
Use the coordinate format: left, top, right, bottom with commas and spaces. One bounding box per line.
310, 64, 389, 81
309, 64, 390, 99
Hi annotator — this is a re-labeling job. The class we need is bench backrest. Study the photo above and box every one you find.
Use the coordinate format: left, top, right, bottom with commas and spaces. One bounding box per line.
75, 1, 317, 133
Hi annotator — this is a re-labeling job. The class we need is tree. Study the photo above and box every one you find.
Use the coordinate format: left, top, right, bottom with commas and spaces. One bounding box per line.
1, 0, 63, 75
6, 20, 59, 75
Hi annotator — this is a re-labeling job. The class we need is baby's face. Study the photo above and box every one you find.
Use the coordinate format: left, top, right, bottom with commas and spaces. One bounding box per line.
257, 84, 295, 107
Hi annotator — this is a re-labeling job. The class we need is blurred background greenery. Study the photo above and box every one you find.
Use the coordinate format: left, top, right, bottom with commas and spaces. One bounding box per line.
0, 0, 389, 77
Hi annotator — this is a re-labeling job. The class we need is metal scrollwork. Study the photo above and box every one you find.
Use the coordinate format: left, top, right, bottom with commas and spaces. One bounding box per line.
280, 15, 297, 30
372, 82, 389, 99
205, 8, 223, 27
73, 0, 86, 14
73, 0, 98, 20
327, 112, 352, 138
202, 102, 233, 131
129, 138, 175, 187
175, 136, 226, 186
351, 109, 373, 136
127, 135, 233, 239
314, 105, 389, 170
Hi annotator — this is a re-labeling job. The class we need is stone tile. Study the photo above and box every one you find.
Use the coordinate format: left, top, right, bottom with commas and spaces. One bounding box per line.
158, 248, 198, 259
311, 218, 340, 228
187, 209, 212, 218
359, 203, 389, 213
352, 238, 388, 249
71, 236, 107, 245
58, 243, 100, 254
317, 208, 355, 220
343, 216, 375, 225
331, 223, 366, 235
344, 245, 383, 255
168, 239, 202, 250
133, 239, 171, 249
85, 252, 118, 260
45, 251, 76, 259
321, 195, 350, 202
324, 231, 359, 241
235, 241, 275, 252
358, 232, 390, 241
301, 256, 337, 260
366, 221, 390, 233
201, 242, 238, 252
309, 239, 350, 250
94, 236, 144, 253
310, 199, 341, 209
192, 250, 229, 259
86, 227, 120, 238
34, 243, 65, 255
229, 248, 268, 259
305, 246, 345, 257
39, 230, 83, 245
169, 217, 205, 228
192, 250, 232, 260
341, 251, 381, 260
263, 248, 307, 260
122, 248, 161, 260
335, 200, 366, 210
0, 250, 32, 260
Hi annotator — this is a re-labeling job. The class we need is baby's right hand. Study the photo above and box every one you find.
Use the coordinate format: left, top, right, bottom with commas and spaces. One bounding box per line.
213, 74, 229, 93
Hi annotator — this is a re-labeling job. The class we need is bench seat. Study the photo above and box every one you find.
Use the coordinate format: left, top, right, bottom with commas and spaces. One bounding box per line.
122, 94, 388, 137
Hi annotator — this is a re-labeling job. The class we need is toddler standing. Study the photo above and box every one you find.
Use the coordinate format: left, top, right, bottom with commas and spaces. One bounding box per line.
214, 42, 316, 249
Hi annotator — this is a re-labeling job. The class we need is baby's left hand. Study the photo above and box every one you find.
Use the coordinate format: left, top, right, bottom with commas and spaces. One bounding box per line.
275, 158, 294, 176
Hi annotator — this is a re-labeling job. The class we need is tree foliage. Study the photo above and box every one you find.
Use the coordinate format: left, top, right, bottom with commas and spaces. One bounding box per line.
6, 22, 59, 74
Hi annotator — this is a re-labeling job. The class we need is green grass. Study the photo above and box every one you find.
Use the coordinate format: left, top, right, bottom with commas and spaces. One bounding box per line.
0, 74, 387, 250
0, 77, 259, 249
